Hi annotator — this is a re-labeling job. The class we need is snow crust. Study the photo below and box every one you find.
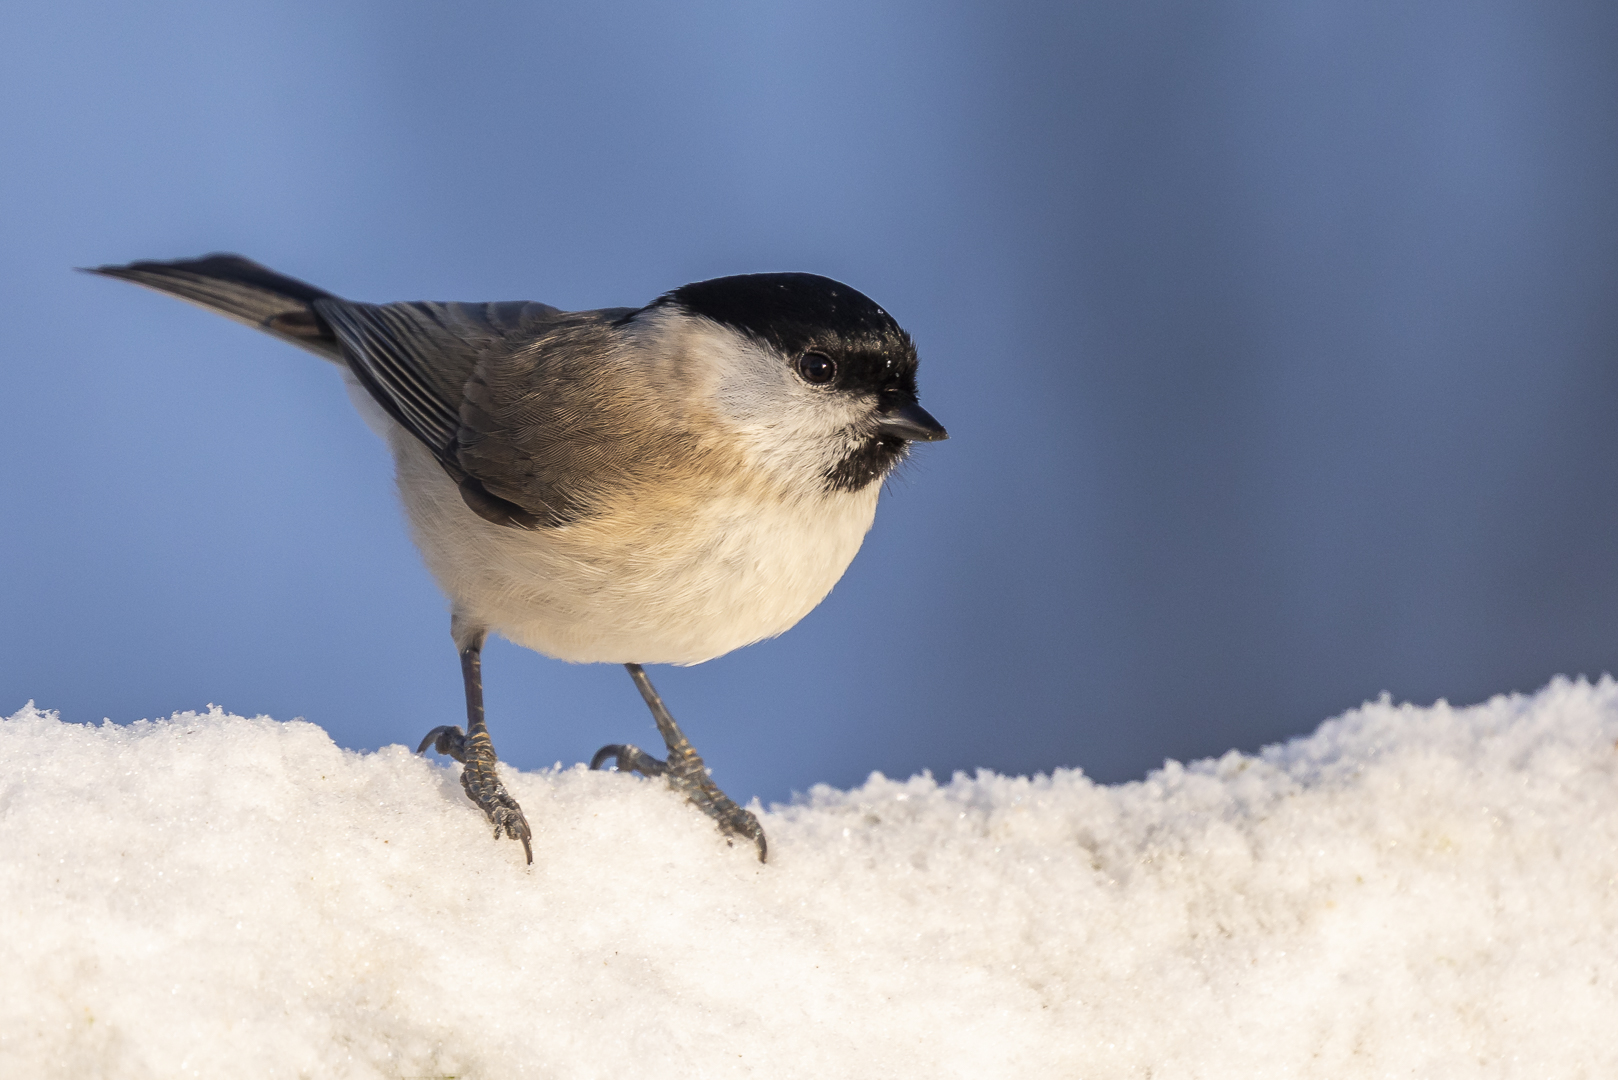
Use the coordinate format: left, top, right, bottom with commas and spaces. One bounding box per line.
3, 679, 1617, 1078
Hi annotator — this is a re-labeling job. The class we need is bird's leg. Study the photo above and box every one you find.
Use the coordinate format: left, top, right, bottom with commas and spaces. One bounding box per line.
591, 663, 767, 861
417, 627, 533, 864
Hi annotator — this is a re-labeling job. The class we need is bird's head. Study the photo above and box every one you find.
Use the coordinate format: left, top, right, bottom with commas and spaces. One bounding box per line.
632, 272, 946, 497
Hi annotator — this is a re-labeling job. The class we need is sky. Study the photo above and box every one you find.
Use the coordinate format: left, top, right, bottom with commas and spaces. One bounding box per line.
4, 0, 1618, 805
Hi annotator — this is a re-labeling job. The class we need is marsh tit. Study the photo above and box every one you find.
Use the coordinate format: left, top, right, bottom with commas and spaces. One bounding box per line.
87, 254, 947, 863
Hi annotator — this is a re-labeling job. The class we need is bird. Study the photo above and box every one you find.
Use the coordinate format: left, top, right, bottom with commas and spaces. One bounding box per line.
85, 254, 947, 864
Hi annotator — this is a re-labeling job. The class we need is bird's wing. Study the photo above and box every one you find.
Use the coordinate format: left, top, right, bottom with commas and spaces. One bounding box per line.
316, 298, 640, 529
314, 299, 562, 461
452, 310, 665, 529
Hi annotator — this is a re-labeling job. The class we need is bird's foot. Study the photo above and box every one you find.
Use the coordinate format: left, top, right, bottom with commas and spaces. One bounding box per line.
591, 741, 767, 861
417, 725, 533, 864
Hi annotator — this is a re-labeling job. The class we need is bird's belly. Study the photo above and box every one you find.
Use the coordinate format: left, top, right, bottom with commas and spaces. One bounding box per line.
392, 436, 880, 665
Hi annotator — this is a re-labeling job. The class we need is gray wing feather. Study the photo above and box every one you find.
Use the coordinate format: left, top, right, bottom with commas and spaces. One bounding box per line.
314, 298, 625, 528
314, 302, 467, 458
313, 298, 566, 455
455, 311, 642, 526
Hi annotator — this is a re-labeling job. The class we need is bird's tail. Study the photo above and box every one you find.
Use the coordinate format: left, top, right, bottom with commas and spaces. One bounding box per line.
83, 253, 344, 363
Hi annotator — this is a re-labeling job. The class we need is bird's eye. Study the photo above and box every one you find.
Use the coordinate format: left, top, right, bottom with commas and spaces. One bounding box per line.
797, 351, 836, 385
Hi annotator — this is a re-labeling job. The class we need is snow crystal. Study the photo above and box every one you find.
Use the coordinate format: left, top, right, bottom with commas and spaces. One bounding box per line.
2, 678, 1616, 1078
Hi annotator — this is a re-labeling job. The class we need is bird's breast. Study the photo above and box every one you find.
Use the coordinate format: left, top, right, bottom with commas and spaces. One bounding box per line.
392, 434, 881, 665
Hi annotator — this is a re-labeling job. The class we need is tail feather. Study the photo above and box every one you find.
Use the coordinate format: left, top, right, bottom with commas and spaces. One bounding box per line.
84, 254, 343, 362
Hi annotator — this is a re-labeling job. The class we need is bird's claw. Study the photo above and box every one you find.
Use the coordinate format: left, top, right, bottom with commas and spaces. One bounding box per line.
417, 724, 468, 762
591, 741, 767, 862
418, 724, 533, 864
589, 742, 668, 776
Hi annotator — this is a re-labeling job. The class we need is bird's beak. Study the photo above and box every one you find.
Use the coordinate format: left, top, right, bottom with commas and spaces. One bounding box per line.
877, 400, 949, 442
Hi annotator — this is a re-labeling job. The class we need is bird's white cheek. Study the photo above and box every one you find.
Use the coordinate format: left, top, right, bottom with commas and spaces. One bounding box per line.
667, 319, 874, 487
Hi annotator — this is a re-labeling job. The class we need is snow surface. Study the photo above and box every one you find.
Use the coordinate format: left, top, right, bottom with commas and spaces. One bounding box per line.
3, 680, 1617, 1078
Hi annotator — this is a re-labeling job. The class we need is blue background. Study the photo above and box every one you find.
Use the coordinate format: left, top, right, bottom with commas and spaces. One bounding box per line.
5, 2, 1618, 804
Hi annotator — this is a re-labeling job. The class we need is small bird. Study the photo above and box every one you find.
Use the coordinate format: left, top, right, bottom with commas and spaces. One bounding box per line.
86, 255, 947, 863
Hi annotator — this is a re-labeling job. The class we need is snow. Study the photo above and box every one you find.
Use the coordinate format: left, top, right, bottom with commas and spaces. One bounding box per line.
2, 679, 1616, 1078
